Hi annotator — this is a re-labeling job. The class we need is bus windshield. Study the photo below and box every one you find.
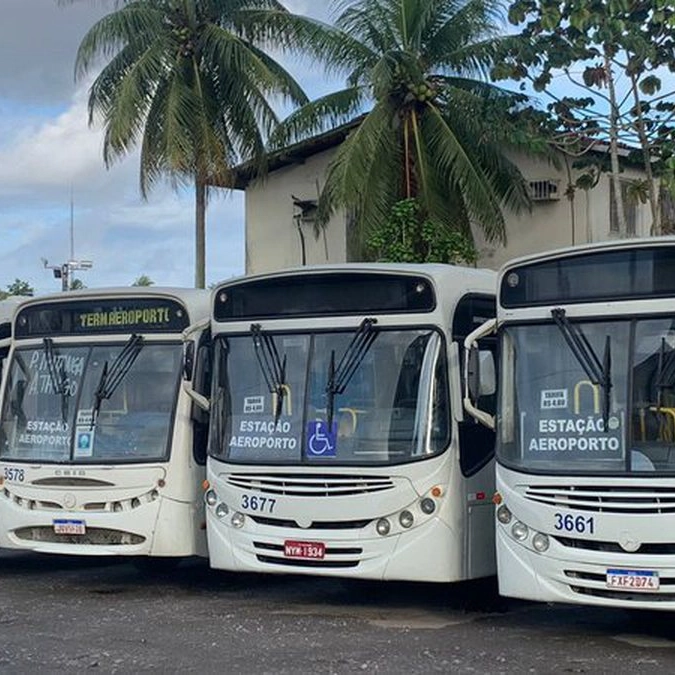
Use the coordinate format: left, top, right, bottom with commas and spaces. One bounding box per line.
499, 317, 675, 475
0, 342, 182, 463
209, 328, 449, 465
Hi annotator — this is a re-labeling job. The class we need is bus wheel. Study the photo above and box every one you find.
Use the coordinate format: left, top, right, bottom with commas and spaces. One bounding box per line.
132, 557, 181, 575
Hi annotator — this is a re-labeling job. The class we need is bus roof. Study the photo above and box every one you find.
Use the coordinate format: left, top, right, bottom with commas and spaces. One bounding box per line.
19, 286, 209, 306
0, 297, 26, 323
500, 236, 675, 273
215, 262, 496, 290
498, 236, 675, 312
211, 263, 496, 325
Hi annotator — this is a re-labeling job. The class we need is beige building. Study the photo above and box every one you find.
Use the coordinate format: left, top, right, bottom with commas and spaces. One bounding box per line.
232, 122, 652, 274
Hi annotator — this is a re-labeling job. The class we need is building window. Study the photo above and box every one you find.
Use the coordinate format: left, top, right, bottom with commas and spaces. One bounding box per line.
609, 178, 637, 236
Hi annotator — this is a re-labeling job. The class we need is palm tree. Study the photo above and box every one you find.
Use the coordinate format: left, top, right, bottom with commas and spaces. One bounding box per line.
72, 0, 307, 288
253, 0, 535, 252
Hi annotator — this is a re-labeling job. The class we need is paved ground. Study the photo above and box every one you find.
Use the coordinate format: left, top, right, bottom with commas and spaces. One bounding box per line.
0, 552, 674, 673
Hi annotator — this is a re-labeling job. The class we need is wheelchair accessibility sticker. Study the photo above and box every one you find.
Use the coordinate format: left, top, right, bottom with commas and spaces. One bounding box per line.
306, 420, 338, 457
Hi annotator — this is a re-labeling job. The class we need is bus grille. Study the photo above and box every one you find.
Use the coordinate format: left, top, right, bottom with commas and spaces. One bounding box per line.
554, 536, 675, 555
14, 526, 145, 546
250, 515, 371, 530
253, 541, 361, 568
226, 473, 395, 497
2, 487, 159, 513
524, 485, 675, 514
564, 570, 675, 602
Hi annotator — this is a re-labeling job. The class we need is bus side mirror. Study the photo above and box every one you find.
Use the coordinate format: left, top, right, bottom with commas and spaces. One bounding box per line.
467, 348, 496, 400
183, 342, 195, 381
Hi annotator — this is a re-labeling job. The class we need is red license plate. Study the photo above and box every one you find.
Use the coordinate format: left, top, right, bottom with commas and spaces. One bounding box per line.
284, 540, 325, 559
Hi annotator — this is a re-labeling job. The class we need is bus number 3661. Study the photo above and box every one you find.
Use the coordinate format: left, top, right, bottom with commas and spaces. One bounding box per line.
554, 513, 595, 534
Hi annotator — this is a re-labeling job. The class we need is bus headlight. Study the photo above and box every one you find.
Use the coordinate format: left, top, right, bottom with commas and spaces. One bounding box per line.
205, 490, 218, 506
420, 498, 436, 514
112, 502, 123, 513
215, 503, 229, 519
497, 504, 512, 524
231, 512, 245, 529
399, 510, 414, 528
532, 533, 550, 552
511, 521, 528, 541
376, 518, 391, 536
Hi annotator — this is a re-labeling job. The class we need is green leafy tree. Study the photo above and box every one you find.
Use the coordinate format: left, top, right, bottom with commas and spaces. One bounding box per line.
366, 198, 477, 264
260, 0, 538, 253
72, 0, 308, 288
493, 0, 675, 235
132, 275, 155, 287
70, 278, 87, 290
0, 279, 35, 299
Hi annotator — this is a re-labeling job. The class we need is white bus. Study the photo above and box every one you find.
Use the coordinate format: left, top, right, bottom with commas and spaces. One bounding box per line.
199, 264, 497, 582
0, 287, 211, 563
0, 298, 24, 381
465, 237, 675, 610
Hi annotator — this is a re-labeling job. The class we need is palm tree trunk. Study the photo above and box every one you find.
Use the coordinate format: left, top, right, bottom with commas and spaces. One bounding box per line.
195, 177, 206, 289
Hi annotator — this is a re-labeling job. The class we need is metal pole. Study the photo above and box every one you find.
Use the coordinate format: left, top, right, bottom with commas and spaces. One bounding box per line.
61, 264, 69, 292
70, 186, 75, 261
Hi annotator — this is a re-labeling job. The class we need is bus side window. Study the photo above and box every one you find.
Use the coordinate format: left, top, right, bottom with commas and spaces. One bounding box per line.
192, 335, 212, 465
453, 294, 497, 477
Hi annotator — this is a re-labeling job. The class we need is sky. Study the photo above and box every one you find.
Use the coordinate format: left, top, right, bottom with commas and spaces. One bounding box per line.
0, 0, 336, 295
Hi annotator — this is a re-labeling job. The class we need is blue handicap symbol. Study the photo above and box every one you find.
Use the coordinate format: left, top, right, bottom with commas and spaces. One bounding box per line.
306, 420, 337, 457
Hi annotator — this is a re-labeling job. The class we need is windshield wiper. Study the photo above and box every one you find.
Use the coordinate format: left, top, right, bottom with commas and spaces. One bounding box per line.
325, 318, 378, 431
655, 337, 675, 408
90, 334, 144, 429
551, 308, 611, 426
250, 324, 287, 427
43, 338, 70, 422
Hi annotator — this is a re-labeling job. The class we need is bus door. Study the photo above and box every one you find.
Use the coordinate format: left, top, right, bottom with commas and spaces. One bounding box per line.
454, 294, 497, 578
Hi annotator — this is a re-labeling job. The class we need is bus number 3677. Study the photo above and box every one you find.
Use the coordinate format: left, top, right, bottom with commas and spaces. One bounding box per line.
554, 513, 595, 534
241, 494, 277, 513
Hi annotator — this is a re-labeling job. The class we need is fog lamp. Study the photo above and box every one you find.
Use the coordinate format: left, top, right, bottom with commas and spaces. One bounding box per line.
376, 518, 391, 536
399, 510, 414, 528
420, 498, 436, 515
511, 521, 529, 541
231, 512, 245, 528
532, 533, 550, 552
497, 504, 512, 525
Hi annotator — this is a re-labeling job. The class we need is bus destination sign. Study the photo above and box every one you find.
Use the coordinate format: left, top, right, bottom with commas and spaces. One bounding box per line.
15, 298, 190, 337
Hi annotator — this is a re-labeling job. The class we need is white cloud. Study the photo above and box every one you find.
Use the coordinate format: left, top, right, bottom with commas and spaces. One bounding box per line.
0, 0, 337, 296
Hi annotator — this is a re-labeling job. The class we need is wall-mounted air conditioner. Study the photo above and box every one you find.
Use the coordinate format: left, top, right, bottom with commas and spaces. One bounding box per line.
529, 179, 560, 201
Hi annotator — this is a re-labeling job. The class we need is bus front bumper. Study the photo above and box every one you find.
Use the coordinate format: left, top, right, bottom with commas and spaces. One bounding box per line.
498, 529, 675, 611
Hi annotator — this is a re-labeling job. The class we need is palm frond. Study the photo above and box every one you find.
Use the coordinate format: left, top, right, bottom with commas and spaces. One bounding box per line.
269, 87, 369, 149
421, 105, 506, 242
235, 9, 375, 79
74, 2, 163, 79
316, 100, 401, 233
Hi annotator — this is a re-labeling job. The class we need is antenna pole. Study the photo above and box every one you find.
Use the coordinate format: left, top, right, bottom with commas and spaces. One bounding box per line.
70, 185, 75, 261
